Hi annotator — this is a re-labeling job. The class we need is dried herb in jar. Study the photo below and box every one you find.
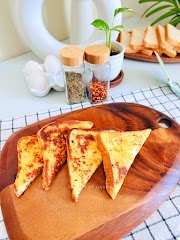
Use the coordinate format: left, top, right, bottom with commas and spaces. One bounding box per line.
65, 72, 86, 104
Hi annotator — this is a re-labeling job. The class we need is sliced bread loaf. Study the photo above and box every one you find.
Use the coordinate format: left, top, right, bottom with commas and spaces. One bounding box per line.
160, 47, 177, 58
141, 48, 153, 56
143, 25, 159, 49
130, 28, 145, 51
166, 24, 180, 47
156, 25, 174, 50
120, 32, 137, 53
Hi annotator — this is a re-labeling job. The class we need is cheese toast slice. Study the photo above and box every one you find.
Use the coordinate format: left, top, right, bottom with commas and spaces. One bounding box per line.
37, 120, 93, 190
67, 128, 106, 202
97, 129, 152, 200
14, 135, 43, 197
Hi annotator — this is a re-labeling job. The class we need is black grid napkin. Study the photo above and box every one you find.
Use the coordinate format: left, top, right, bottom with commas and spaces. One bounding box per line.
0, 83, 180, 240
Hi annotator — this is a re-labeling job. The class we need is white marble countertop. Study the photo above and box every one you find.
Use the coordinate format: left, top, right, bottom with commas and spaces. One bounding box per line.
0, 52, 179, 120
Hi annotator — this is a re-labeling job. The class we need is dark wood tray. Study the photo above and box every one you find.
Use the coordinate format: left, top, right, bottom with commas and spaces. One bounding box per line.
0, 103, 180, 240
125, 52, 180, 63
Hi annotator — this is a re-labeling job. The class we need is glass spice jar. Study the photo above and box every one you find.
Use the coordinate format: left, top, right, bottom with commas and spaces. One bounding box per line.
84, 45, 110, 103
60, 46, 86, 104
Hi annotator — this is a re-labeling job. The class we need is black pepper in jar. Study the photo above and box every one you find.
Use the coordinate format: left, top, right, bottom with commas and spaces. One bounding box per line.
65, 72, 86, 104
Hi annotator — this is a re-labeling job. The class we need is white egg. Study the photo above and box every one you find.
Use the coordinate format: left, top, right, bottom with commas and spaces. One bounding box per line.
24, 60, 43, 76
44, 55, 61, 75
28, 69, 49, 92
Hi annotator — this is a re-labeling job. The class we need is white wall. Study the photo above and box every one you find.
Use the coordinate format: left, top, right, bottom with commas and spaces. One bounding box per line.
0, 0, 71, 62
0, 0, 177, 62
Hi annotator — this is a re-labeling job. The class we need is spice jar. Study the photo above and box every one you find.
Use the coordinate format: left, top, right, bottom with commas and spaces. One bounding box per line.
84, 45, 110, 103
60, 46, 86, 104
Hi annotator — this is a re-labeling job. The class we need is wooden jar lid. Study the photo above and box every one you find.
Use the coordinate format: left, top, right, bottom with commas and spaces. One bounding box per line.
85, 45, 110, 64
60, 46, 84, 67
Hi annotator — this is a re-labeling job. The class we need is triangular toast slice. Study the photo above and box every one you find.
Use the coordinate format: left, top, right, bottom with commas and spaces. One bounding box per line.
67, 129, 105, 202
37, 120, 93, 190
14, 135, 43, 197
97, 129, 152, 200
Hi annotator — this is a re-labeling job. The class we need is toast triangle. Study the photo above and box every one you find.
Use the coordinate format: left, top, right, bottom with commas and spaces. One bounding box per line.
37, 120, 93, 190
14, 135, 44, 197
67, 129, 105, 202
97, 129, 152, 200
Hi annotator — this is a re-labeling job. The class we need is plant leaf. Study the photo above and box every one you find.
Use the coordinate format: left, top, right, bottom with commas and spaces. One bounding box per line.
138, 2, 160, 20
169, 15, 180, 26
170, 0, 178, 7
114, 8, 134, 17
111, 25, 124, 32
91, 19, 109, 31
150, 9, 180, 25
145, 4, 174, 17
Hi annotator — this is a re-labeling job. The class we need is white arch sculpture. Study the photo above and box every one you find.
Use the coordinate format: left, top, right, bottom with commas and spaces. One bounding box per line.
8, 0, 121, 60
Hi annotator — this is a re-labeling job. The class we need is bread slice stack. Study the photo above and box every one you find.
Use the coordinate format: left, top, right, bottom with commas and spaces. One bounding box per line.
120, 24, 180, 58
166, 24, 180, 54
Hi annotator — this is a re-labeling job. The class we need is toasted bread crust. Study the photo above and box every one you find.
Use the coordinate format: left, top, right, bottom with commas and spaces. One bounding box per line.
97, 129, 152, 200
67, 128, 119, 202
141, 49, 153, 56
67, 128, 103, 202
14, 135, 43, 197
37, 120, 93, 190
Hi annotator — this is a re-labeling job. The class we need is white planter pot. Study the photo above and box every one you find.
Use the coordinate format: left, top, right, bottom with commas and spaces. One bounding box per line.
91, 40, 125, 81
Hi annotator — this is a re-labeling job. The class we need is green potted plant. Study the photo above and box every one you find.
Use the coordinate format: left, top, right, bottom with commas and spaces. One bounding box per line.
91, 7, 134, 81
139, 0, 180, 27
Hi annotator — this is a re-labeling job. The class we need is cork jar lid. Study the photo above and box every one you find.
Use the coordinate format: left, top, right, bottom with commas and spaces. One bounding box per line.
85, 45, 110, 64
60, 46, 84, 67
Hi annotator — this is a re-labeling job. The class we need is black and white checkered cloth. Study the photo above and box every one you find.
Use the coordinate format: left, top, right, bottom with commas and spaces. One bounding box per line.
0, 83, 180, 240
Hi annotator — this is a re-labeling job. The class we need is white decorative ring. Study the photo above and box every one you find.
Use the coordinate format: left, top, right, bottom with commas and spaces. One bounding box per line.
9, 0, 121, 60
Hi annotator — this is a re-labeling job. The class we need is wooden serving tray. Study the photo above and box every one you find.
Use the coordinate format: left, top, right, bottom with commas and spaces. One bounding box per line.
125, 52, 180, 63
0, 103, 180, 240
